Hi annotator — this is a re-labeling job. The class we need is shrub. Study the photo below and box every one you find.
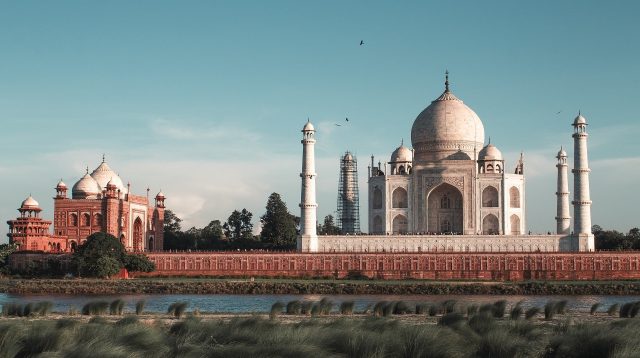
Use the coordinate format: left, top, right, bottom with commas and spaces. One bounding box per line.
510, 305, 523, 320
82, 301, 109, 316
340, 301, 354, 315
428, 305, 439, 316
110, 299, 125, 315
286, 300, 302, 315
544, 301, 557, 320
590, 303, 600, 315
318, 298, 333, 315
525, 307, 540, 320
301, 301, 313, 315
608, 303, 620, 316
438, 312, 465, 327
269, 302, 284, 319
382, 302, 396, 317
467, 304, 479, 317
373, 301, 387, 317
135, 300, 146, 315
442, 300, 457, 314
393, 301, 413, 315
630, 302, 640, 318
168, 302, 189, 319
492, 300, 507, 318
415, 303, 429, 315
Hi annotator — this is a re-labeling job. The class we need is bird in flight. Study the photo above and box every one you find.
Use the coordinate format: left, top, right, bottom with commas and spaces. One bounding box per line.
360, 40, 364, 45
345, 117, 349, 122
556, 110, 562, 115
334, 123, 342, 127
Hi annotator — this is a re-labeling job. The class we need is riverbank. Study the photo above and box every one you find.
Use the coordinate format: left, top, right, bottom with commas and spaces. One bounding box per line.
4, 278, 640, 295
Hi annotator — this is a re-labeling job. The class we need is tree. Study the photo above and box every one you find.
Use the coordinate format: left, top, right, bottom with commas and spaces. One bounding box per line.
0, 243, 18, 274
260, 193, 297, 246
74, 232, 155, 277
318, 215, 340, 235
200, 220, 225, 249
75, 232, 127, 274
164, 210, 182, 233
224, 209, 254, 241
124, 254, 156, 273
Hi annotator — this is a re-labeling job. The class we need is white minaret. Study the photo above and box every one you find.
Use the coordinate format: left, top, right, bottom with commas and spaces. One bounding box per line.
571, 112, 594, 251
297, 120, 318, 252
555, 147, 571, 235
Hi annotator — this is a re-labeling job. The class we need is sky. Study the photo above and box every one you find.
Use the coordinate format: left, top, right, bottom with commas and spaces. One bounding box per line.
1, 0, 639, 242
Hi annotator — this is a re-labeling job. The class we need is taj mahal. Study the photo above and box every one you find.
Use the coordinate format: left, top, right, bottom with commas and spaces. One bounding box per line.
298, 74, 594, 253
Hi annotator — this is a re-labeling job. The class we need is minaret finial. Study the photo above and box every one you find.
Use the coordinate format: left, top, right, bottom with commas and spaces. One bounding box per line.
401, 138, 404, 146
488, 136, 491, 145
85, 166, 89, 174
102, 153, 105, 163
445, 70, 450, 92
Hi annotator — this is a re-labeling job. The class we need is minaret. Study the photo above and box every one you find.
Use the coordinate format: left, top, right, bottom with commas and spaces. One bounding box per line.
297, 120, 318, 252
555, 147, 571, 235
571, 112, 594, 251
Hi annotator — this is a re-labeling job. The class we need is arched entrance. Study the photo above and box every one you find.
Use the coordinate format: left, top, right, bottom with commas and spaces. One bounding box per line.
510, 215, 521, 235
482, 214, 499, 235
427, 183, 463, 234
392, 214, 408, 234
148, 236, 154, 252
372, 215, 383, 234
133, 217, 143, 252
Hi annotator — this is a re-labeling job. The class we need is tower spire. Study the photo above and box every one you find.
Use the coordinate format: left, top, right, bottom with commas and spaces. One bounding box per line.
445, 70, 450, 92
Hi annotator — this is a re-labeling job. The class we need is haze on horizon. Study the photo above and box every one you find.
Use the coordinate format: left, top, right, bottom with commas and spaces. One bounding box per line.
1, 0, 639, 242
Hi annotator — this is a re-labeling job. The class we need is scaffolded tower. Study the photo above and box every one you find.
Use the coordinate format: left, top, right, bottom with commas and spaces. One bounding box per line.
337, 152, 360, 234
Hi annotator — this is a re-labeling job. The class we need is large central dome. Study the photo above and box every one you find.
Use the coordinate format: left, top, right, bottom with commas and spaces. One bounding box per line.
411, 76, 485, 161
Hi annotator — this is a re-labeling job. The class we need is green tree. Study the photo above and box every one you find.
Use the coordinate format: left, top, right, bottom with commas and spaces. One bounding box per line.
124, 254, 156, 273
74, 232, 155, 277
0, 243, 18, 274
223, 209, 254, 241
94, 256, 122, 278
318, 215, 340, 235
164, 210, 182, 233
200, 220, 225, 249
260, 193, 297, 246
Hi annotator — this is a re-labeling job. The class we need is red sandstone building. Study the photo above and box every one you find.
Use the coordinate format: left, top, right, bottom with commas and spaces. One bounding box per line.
7, 158, 165, 253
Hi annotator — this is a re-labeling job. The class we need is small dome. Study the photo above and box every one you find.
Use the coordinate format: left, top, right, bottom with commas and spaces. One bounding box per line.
302, 120, 315, 131
56, 180, 67, 189
106, 177, 117, 188
390, 144, 413, 162
478, 143, 503, 161
156, 190, 165, 198
21, 195, 40, 209
90, 161, 127, 194
557, 147, 567, 157
573, 113, 587, 126
343, 152, 354, 161
72, 173, 101, 199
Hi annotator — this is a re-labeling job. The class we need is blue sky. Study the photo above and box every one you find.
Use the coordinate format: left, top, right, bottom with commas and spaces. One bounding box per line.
1, 0, 639, 241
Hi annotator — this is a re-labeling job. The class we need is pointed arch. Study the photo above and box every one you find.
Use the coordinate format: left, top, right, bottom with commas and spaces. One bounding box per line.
148, 236, 154, 252
133, 217, 143, 252
427, 183, 463, 234
510, 214, 521, 235
392, 187, 408, 208
482, 186, 499, 207
372, 215, 383, 234
372, 187, 383, 209
482, 214, 499, 235
392, 214, 408, 234
81, 213, 91, 227
509, 186, 520, 208
69, 213, 78, 226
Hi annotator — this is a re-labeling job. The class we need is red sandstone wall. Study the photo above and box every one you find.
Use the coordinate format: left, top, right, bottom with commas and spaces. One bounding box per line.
136, 252, 640, 281
10, 251, 640, 281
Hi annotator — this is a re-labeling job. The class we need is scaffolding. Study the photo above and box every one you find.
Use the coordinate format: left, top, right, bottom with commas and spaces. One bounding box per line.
337, 151, 361, 234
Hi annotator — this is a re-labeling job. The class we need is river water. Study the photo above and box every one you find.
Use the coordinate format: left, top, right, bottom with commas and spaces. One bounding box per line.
2, 293, 640, 314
